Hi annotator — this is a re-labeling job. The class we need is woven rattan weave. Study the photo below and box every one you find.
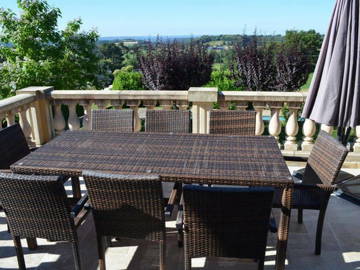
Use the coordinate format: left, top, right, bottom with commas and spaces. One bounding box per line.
209, 110, 256, 135
11, 131, 291, 187
146, 110, 191, 133
83, 171, 165, 270
91, 109, 134, 132
273, 131, 348, 255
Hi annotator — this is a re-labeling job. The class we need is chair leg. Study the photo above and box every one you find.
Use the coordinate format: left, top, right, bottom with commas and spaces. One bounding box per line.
184, 255, 191, 270
297, 208, 303, 224
177, 228, 183, 247
160, 239, 166, 270
72, 241, 82, 270
13, 236, 26, 270
26, 237, 38, 250
257, 258, 265, 270
315, 208, 327, 255
97, 234, 106, 270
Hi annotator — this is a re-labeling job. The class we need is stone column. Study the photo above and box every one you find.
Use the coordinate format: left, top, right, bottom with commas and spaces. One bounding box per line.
253, 102, 266, 136
188, 87, 218, 134
301, 119, 316, 151
16, 87, 54, 146
159, 100, 173, 110
176, 100, 189, 111
268, 102, 283, 147
127, 100, 141, 132
79, 101, 93, 130
284, 103, 301, 151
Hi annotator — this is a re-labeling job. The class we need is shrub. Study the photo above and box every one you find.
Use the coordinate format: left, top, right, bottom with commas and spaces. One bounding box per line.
233, 38, 276, 91
112, 66, 144, 90
274, 45, 311, 91
138, 40, 214, 90
206, 69, 243, 91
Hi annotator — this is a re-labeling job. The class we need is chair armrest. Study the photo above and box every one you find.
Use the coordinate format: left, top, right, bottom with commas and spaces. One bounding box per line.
294, 183, 336, 192
0, 169, 13, 173
165, 187, 178, 217
29, 147, 38, 152
71, 193, 89, 227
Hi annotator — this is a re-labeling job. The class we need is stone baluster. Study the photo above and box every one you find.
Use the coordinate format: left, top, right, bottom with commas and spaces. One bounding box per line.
95, 100, 109, 110
353, 126, 360, 152
176, 101, 188, 111
159, 100, 173, 110
268, 102, 283, 147
6, 110, 16, 126
18, 105, 33, 144
53, 103, 66, 135
301, 119, 316, 151
67, 102, 80, 131
284, 103, 301, 151
127, 100, 141, 132
253, 102, 266, 136
321, 124, 334, 134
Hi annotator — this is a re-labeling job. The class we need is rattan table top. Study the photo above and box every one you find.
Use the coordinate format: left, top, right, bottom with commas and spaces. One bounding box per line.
11, 131, 292, 187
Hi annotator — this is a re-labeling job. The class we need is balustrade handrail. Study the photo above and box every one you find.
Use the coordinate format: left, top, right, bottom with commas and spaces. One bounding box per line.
0, 94, 36, 115
50, 90, 188, 100
220, 91, 308, 103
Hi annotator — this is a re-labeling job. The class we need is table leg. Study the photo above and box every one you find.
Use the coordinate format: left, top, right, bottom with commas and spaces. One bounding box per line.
26, 237, 38, 250
71, 177, 81, 200
275, 187, 292, 270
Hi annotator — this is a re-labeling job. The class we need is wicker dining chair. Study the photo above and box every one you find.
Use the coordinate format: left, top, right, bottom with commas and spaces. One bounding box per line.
91, 109, 134, 132
82, 171, 166, 270
0, 123, 31, 171
273, 131, 348, 255
178, 185, 274, 270
145, 110, 191, 133
145, 109, 191, 216
0, 172, 88, 270
209, 110, 256, 135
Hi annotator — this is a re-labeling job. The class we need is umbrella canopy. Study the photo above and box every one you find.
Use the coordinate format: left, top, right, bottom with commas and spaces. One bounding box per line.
302, 0, 360, 128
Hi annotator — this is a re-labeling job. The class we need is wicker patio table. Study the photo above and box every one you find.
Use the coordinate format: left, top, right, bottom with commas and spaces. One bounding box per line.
11, 130, 293, 270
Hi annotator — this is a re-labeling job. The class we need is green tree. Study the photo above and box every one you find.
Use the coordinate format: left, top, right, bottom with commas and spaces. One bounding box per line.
284, 30, 323, 69
99, 42, 125, 72
0, 0, 110, 99
112, 66, 144, 90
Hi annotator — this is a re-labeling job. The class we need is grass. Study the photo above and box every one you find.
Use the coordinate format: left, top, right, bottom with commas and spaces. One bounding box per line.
300, 72, 313, 92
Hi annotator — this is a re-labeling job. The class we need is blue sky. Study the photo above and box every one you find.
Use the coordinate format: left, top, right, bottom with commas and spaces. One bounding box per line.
1, 0, 335, 37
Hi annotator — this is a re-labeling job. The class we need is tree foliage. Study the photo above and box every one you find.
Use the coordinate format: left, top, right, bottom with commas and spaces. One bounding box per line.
274, 45, 311, 91
99, 42, 125, 72
284, 30, 323, 69
112, 66, 144, 90
138, 40, 214, 90
0, 0, 110, 99
233, 38, 276, 91
206, 68, 242, 91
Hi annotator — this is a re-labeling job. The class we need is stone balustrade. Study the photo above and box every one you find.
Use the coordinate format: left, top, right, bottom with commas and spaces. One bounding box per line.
1, 86, 360, 166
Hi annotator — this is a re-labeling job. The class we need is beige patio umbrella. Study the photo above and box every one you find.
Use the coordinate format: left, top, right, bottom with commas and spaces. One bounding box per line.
302, 0, 360, 143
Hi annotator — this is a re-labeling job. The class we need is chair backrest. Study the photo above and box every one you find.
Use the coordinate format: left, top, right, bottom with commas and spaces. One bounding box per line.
209, 110, 256, 135
91, 109, 134, 132
183, 185, 273, 261
0, 173, 75, 241
145, 110, 190, 133
83, 171, 165, 241
0, 124, 30, 169
303, 131, 348, 186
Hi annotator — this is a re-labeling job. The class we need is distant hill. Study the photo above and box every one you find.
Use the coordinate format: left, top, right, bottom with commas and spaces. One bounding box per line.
99, 35, 199, 42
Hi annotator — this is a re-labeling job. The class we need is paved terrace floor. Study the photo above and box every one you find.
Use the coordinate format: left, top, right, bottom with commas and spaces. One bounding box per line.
1, 166, 360, 270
